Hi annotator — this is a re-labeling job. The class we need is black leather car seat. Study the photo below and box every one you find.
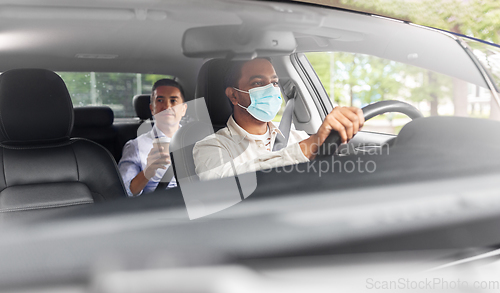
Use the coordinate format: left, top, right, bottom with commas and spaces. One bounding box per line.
170, 59, 232, 183
72, 106, 120, 161
194, 59, 234, 131
133, 94, 153, 121
0, 68, 126, 214
113, 94, 151, 162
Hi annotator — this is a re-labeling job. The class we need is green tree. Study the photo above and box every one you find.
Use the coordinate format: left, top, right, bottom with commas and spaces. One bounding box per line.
407, 69, 452, 116
307, 51, 456, 116
58, 72, 92, 107
58, 72, 172, 118
354, 56, 406, 104
337, 0, 500, 118
339, 0, 500, 43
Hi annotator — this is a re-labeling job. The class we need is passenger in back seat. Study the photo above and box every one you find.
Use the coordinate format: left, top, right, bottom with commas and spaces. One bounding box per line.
118, 79, 188, 196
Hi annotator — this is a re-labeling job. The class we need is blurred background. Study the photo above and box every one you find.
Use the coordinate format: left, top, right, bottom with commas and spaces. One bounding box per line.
295, 0, 500, 134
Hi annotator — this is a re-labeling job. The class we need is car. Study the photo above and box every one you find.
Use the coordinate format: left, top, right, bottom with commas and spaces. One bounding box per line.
1, 0, 500, 292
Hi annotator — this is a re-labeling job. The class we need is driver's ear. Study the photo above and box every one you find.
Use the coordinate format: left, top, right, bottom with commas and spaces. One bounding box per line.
226, 87, 238, 106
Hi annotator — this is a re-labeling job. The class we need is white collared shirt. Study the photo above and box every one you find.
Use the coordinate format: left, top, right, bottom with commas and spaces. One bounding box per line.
118, 125, 177, 196
193, 116, 310, 181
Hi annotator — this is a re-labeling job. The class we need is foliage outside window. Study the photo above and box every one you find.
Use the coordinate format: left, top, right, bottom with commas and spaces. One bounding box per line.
316, 0, 500, 45
306, 52, 492, 134
58, 72, 173, 118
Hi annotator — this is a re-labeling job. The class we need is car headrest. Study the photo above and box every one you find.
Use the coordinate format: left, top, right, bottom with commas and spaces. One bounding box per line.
74, 106, 114, 128
0, 68, 74, 144
195, 59, 233, 128
133, 94, 152, 120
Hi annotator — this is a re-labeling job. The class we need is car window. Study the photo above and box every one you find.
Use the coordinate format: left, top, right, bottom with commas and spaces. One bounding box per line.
58, 72, 173, 118
305, 52, 493, 135
272, 95, 287, 123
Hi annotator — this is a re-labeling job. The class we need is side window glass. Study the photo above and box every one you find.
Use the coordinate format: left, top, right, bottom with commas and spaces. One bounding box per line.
58, 72, 173, 118
273, 95, 287, 123
305, 52, 493, 135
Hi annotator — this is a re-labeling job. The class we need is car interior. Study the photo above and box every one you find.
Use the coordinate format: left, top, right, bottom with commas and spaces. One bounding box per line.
2, 0, 500, 291
0, 0, 494, 212
0, 0, 496, 223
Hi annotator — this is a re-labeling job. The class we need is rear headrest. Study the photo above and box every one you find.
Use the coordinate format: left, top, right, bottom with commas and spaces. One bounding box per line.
133, 94, 152, 120
0, 68, 74, 144
74, 106, 114, 128
195, 59, 233, 128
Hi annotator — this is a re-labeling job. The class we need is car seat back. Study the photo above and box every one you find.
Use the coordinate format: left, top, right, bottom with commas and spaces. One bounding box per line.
133, 94, 152, 121
0, 68, 126, 216
194, 59, 233, 131
170, 59, 233, 182
72, 106, 120, 161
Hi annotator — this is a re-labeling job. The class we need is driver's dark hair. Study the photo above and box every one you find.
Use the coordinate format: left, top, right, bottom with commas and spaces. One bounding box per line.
223, 57, 272, 97
224, 61, 246, 92
151, 78, 186, 103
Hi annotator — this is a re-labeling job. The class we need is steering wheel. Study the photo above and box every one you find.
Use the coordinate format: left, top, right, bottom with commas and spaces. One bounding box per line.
319, 100, 423, 156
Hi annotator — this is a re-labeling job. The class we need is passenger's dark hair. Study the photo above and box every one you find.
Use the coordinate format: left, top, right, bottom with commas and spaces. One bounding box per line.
151, 78, 187, 102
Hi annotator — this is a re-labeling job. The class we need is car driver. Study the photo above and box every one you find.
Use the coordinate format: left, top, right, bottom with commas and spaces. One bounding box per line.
193, 58, 364, 181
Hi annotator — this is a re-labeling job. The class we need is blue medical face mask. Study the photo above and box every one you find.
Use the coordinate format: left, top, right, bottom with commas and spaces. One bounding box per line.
233, 83, 282, 122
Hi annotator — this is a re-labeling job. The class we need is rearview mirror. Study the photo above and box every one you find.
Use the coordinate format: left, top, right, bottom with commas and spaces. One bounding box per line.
182, 25, 297, 59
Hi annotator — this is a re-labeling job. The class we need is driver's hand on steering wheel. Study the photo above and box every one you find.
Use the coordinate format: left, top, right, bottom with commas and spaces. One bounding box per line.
319, 106, 364, 145
299, 106, 364, 159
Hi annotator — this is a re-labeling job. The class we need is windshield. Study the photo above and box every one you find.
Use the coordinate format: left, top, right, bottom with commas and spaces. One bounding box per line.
306, 51, 494, 134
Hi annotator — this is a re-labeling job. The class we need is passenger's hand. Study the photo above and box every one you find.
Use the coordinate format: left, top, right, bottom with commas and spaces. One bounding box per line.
143, 144, 170, 180
299, 106, 364, 159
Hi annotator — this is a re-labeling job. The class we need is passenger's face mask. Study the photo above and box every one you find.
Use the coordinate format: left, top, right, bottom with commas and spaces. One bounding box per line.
234, 83, 282, 122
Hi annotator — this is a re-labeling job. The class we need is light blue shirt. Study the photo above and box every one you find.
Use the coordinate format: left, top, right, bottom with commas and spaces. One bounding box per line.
118, 124, 177, 196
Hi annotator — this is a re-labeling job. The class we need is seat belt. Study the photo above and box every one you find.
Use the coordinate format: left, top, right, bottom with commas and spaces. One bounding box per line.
273, 85, 296, 151
155, 165, 175, 191
151, 123, 176, 191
